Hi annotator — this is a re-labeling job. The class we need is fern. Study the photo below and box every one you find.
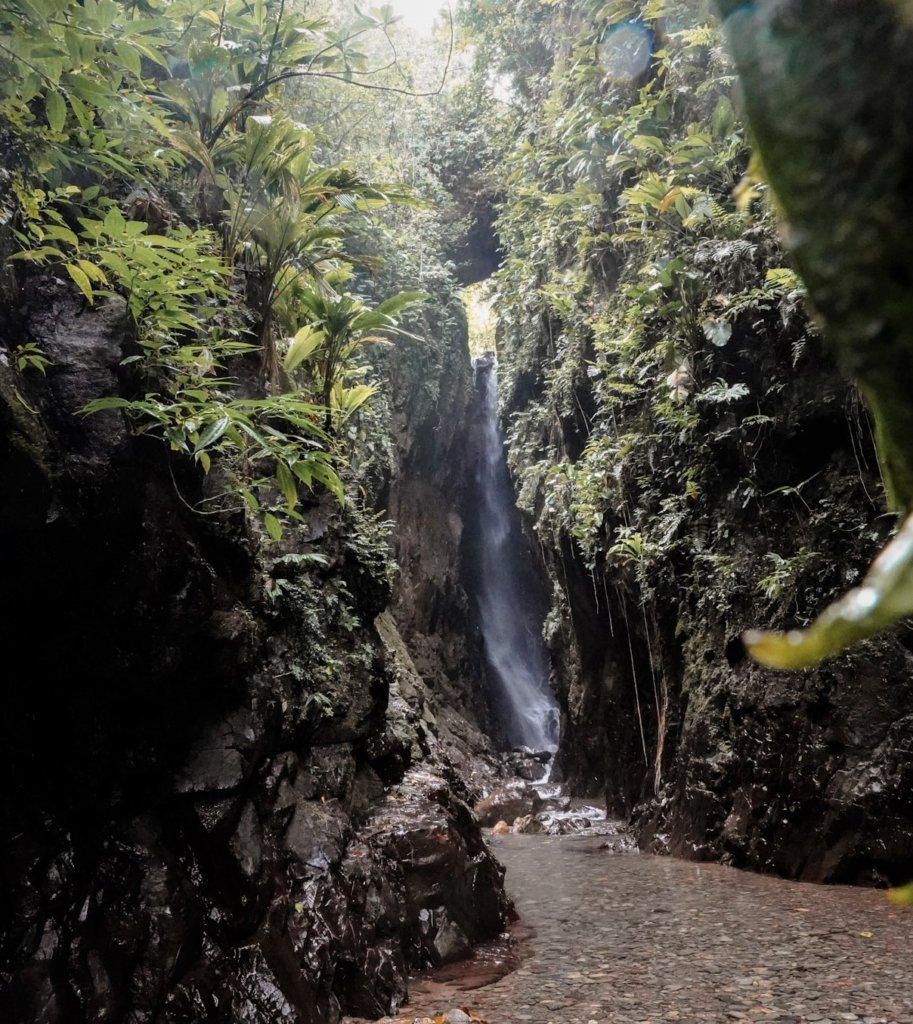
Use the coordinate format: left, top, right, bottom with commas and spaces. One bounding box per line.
697, 379, 750, 404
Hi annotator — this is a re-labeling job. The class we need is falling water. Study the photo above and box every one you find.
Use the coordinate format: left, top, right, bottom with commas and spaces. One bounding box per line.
472, 355, 560, 751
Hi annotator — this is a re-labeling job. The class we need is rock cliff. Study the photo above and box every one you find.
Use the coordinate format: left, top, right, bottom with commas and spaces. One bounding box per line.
464, 0, 913, 886
496, 255, 913, 885
0, 277, 508, 1023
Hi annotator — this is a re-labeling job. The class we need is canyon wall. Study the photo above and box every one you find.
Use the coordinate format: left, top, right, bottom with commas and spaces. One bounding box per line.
0, 274, 505, 1023
473, 0, 913, 884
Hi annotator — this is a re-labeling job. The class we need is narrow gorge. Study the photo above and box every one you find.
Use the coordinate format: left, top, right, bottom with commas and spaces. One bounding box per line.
4, 1, 913, 1023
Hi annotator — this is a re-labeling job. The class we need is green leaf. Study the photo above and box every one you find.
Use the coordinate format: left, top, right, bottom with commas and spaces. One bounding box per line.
46, 89, 66, 133
103, 206, 127, 238
241, 489, 260, 513
76, 259, 107, 284
283, 324, 325, 373
292, 461, 313, 488
132, 39, 170, 70
43, 224, 79, 247
371, 290, 428, 319
766, 267, 800, 289
8, 247, 64, 262
81, 396, 133, 414
264, 512, 283, 542
115, 41, 142, 78
308, 461, 345, 504
195, 416, 230, 451
745, 511, 913, 669
276, 461, 298, 512
69, 94, 93, 130
332, 382, 376, 424
631, 135, 668, 155
66, 262, 94, 302
168, 129, 217, 179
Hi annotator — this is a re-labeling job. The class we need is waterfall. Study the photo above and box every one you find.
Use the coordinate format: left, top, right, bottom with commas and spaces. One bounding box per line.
472, 355, 560, 752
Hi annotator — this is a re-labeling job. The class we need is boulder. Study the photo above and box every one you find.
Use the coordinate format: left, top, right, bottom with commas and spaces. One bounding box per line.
516, 760, 548, 781
503, 748, 552, 782
360, 768, 513, 967
473, 783, 542, 827
443, 1012, 475, 1024
512, 814, 545, 834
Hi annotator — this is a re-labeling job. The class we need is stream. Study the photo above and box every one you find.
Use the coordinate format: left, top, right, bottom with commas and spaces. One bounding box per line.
400, 834, 913, 1024
378, 356, 913, 1024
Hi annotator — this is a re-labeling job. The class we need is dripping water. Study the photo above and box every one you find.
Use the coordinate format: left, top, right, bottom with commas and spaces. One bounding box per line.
472, 354, 560, 752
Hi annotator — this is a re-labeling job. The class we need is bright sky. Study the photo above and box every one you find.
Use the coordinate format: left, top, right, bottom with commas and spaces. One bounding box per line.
388, 0, 449, 35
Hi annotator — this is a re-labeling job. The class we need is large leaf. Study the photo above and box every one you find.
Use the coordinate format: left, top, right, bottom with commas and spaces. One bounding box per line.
66, 263, 94, 302
308, 461, 345, 504
331, 382, 377, 424
45, 89, 66, 133
263, 513, 283, 542
276, 461, 298, 512
283, 324, 325, 373
194, 416, 230, 451
81, 396, 133, 414
370, 289, 428, 319
168, 128, 217, 179
745, 512, 913, 669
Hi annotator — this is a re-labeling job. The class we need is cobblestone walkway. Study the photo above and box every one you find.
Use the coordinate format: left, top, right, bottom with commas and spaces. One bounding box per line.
407, 834, 913, 1024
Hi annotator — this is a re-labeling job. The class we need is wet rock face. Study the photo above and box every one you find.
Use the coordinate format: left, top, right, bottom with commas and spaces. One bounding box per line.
502, 748, 551, 782
529, 447, 913, 883
360, 768, 513, 969
0, 284, 509, 1022
636, 629, 913, 884
382, 297, 497, 762
497, 270, 913, 883
473, 769, 627, 840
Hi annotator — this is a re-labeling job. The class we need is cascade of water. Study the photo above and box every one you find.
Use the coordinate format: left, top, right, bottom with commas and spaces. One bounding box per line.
473, 355, 560, 752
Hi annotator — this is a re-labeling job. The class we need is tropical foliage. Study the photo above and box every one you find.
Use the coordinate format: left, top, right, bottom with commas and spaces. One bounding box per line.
1, 0, 429, 539
5, 0, 905, 658
711, 0, 913, 667
457, 0, 890, 787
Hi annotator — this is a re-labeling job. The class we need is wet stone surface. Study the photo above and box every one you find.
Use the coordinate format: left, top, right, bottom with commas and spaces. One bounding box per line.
396, 834, 913, 1024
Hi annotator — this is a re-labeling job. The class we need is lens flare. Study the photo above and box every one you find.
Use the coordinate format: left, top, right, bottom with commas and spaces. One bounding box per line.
599, 21, 653, 82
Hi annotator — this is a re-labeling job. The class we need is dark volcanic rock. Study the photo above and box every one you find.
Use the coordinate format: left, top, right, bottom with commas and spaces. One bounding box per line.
498, 286, 913, 883
473, 783, 544, 827
381, 293, 498, 776
485, 115, 913, 881
503, 747, 552, 782
0, 283, 508, 1023
360, 768, 513, 967
634, 631, 913, 883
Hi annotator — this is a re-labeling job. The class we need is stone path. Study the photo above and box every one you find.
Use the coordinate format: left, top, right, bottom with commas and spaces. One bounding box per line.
404, 833, 913, 1024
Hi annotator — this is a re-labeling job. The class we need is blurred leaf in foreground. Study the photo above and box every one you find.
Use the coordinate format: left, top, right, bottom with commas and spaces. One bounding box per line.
715, 0, 913, 665
745, 512, 913, 669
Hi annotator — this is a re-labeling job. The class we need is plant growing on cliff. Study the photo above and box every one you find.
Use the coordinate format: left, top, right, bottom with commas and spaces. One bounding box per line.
13, 342, 50, 374
460, 0, 892, 806
756, 550, 820, 603
711, 0, 913, 668
283, 286, 426, 430
2, 0, 442, 541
